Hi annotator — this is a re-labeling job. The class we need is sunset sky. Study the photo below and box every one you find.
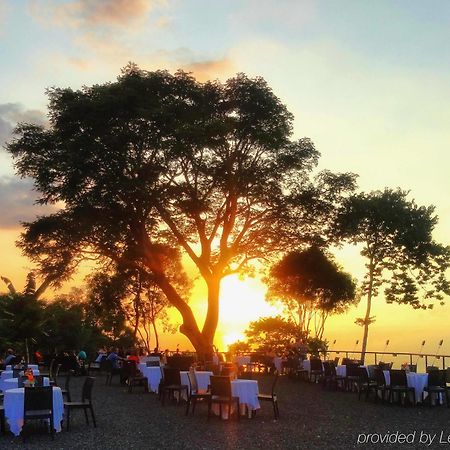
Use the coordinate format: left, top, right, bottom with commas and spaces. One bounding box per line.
1, 0, 449, 355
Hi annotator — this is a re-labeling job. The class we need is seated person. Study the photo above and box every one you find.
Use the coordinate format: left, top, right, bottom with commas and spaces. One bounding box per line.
107, 347, 123, 370
4, 349, 16, 368
95, 347, 107, 363
127, 349, 140, 365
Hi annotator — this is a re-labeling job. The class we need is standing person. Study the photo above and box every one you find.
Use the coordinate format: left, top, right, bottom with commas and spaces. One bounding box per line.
95, 347, 107, 363
77, 349, 87, 375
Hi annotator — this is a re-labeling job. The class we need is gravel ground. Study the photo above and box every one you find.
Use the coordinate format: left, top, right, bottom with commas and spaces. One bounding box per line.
1, 373, 450, 450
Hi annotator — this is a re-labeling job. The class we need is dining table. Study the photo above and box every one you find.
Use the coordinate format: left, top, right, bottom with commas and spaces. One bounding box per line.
0, 369, 41, 392
2, 377, 50, 391
3, 387, 64, 436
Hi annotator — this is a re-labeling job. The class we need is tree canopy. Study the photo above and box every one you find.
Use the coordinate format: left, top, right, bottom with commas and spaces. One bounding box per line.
7, 65, 356, 354
336, 188, 450, 361
266, 246, 358, 339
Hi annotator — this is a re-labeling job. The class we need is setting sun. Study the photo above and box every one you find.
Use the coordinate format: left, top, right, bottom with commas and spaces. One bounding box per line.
215, 275, 280, 351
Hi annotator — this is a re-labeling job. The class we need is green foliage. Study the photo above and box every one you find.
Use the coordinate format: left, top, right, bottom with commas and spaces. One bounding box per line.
307, 336, 328, 357
227, 340, 252, 354
245, 316, 303, 353
337, 188, 450, 308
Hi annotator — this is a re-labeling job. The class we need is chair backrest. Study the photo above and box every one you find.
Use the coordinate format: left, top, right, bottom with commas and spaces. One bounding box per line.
205, 362, 221, 375
163, 367, 181, 385
122, 360, 138, 378
334, 357, 340, 365
323, 362, 332, 377
310, 358, 322, 371
427, 366, 439, 372
167, 356, 195, 371
374, 368, 386, 386
34, 375, 44, 387
366, 365, 377, 380
220, 367, 234, 377
357, 367, 369, 382
100, 359, 112, 372
389, 369, 407, 387
210, 376, 232, 397
24, 386, 53, 413
12, 369, 21, 378
378, 361, 393, 370
408, 364, 417, 373
346, 364, 360, 377
238, 371, 253, 380
48, 358, 55, 377
146, 360, 160, 367
427, 369, 446, 388
81, 377, 95, 403
64, 370, 72, 390
18, 376, 27, 387
187, 369, 199, 393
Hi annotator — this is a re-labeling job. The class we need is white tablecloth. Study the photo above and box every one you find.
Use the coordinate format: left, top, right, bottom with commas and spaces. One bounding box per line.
180, 371, 212, 394
0, 369, 40, 392
6, 365, 39, 371
233, 356, 251, 367
3, 377, 50, 390
273, 357, 283, 372
4, 387, 64, 436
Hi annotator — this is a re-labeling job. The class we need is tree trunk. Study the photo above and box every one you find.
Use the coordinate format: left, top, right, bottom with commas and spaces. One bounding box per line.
152, 319, 159, 350
361, 260, 375, 363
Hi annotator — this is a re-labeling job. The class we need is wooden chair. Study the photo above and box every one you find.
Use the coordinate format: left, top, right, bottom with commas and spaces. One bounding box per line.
257, 370, 279, 419
160, 368, 188, 406
123, 361, 148, 393
185, 369, 211, 416
23, 386, 54, 440
64, 377, 97, 430
208, 376, 240, 421
423, 369, 449, 407
388, 370, 415, 406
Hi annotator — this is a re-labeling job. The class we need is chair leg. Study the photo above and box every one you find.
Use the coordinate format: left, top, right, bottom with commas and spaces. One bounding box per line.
50, 414, 55, 440
185, 397, 191, 416
207, 399, 212, 421
272, 400, 277, 419
66, 408, 71, 431
237, 400, 240, 420
84, 407, 89, 424
90, 406, 97, 428
192, 397, 197, 416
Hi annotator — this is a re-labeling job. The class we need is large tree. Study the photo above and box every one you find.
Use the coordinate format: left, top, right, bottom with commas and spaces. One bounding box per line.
7, 65, 356, 355
265, 246, 358, 339
336, 188, 450, 362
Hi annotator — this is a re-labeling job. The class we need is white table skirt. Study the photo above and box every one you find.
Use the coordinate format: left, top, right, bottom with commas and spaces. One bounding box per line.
0, 370, 40, 392
140, 366, 163, 393
3, 377, 50, 390
6, 365, 39, 371
4, 387, 64, 436
232, 379, 260, 412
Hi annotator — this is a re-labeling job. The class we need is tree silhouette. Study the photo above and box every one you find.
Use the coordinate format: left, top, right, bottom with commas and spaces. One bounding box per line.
266, 246, 358, 339
7, 65, 356, 355
336, 188, 450, 362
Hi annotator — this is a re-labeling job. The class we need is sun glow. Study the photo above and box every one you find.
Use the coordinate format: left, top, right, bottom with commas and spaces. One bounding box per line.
215, 274, 280, 351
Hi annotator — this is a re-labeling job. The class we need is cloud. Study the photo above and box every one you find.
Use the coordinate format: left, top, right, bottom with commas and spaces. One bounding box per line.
0, 103, 47, 178
184, 58, 235, 82
29, 0, 165, 29
0, 177, 56, 229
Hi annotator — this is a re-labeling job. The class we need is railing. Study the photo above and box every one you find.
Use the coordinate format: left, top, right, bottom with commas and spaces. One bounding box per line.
325, 349, 449, 372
